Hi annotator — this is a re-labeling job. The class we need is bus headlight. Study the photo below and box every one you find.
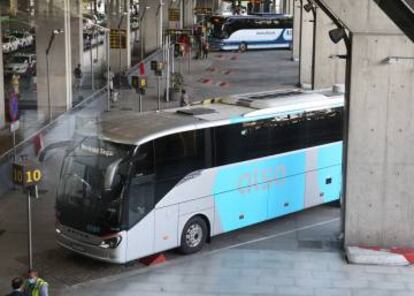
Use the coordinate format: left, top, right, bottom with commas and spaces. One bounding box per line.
99, 235, 122, 249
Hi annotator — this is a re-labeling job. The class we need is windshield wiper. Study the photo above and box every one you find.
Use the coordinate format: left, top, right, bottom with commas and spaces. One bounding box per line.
63, 173, 102, 199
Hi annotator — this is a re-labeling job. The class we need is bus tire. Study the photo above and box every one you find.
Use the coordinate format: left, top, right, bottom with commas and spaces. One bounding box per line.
179, 216, 207, 254
239, 42, 247, 52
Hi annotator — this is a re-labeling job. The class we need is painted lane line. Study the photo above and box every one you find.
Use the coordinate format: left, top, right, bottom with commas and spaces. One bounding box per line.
68, 217, 340, 291
206, 217, 341, 254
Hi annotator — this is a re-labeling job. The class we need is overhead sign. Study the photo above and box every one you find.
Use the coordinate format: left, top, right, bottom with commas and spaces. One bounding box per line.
110, 29, 127, 49
194, 7, 213, 15
169, 8, 180, 22
12, 161, 43, 188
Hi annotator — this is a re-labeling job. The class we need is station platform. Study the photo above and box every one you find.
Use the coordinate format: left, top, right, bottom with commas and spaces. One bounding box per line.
60, 206, 414, 296
3, 50, 413, 296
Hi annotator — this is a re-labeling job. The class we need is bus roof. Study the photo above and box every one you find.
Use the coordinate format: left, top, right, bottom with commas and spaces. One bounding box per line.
210, 14, 292, 21
95, 89, 344, 146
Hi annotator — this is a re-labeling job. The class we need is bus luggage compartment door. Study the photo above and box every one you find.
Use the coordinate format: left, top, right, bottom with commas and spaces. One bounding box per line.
154, 205, 179, 252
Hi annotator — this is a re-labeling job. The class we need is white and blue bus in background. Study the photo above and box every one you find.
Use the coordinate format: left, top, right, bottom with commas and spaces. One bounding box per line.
209, 14, 293, 51
55, 89, 343, 263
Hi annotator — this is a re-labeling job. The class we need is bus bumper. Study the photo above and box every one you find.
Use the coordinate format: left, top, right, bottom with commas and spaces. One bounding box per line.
56, 226, 127, 264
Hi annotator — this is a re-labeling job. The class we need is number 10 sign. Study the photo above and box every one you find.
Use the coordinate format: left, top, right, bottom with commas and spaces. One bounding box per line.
12, 161, 43, 188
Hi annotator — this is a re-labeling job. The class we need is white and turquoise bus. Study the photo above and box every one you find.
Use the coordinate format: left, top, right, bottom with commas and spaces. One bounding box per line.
55, 90, 343, 263
209, 14, 293, 51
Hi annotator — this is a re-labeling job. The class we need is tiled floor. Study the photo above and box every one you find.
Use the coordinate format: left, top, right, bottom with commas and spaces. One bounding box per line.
63, 219, 414, 296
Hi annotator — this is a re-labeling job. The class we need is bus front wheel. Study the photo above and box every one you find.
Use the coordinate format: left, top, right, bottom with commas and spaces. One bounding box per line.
239, 42, 247, 52
179, 216, 207, 254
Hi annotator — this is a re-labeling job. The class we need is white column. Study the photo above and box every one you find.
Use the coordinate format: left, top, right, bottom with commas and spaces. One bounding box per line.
35, 0, 73, 118
312, 7, 346, 89
71, 0, 83, 69
292, 0, 300, 61
0, 21, 5, 128
108, 0, 131, 72
142, 1, 158, 55
298, 1, 313, 89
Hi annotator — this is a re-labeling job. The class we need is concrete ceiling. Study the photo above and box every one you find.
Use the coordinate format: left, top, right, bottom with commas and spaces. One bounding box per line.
314, 0, 405, 35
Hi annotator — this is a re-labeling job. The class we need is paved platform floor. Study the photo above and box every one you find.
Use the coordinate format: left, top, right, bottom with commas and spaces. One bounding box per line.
63, 212, 414, 296
4, 49, 412, 295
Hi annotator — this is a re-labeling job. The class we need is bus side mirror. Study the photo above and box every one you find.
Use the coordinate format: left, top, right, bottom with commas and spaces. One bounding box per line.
104, 159, 122, 190
133, 153, 147, 161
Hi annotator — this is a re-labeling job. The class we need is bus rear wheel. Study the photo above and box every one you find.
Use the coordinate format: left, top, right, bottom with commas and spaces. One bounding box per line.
239, 42, 247, 52
179, 216, 207, 254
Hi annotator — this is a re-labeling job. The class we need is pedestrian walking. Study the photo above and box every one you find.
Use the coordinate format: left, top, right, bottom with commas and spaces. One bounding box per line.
105, 67, 115, 96
6, 277, 28, 296
73, 63, 82, 90
24, 270, 48, 296
180, 89, 190, 107
202, 41, 209, 59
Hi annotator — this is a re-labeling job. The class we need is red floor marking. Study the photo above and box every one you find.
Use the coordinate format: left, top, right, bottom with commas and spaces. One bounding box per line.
217, 81, 229, 87
360, 246, 414, 264
198, 78, 213, 85
139, 253, 167, 266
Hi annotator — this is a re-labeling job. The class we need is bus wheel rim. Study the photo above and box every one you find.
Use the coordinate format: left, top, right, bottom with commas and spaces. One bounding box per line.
185, 224, 203, 247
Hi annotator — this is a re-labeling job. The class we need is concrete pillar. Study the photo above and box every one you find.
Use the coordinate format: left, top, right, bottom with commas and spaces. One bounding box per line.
108, 0, 131, 72
312, 0, 414, 247
142, 0, 159, 55
0, 22, 5, 128
35, 0, 73, 119
162, 0, 169, 32
71, 0, 83, 69
292, 0, 300, 61
345, 29, 414, 247
183, 0, 195, 29
312, 7, 345, 89
298, 1, 313, 89
345, 32, 414, 247
285, 0, 294, 14
9, 0, 17, 16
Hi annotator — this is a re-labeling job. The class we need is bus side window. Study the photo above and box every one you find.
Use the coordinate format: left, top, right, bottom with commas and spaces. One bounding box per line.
154, 130, 206, 202
268, 115, 308, 154
128, 142, 155, 227
214, 120, 271, 166
306, 109, 343, 147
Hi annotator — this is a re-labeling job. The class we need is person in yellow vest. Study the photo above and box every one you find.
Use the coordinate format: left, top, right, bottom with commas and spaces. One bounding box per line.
24, 270, 48, 296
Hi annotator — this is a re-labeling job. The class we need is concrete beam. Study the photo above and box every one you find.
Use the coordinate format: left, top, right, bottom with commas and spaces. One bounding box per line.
0, 22, 5, 128
316, 0, 400, 34
374, 0, 414, 42
35, 0, 73, 119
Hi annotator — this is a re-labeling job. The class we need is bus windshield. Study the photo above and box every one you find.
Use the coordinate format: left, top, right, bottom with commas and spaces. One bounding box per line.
56, 137, 134, 236
210, 16, 227, 38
